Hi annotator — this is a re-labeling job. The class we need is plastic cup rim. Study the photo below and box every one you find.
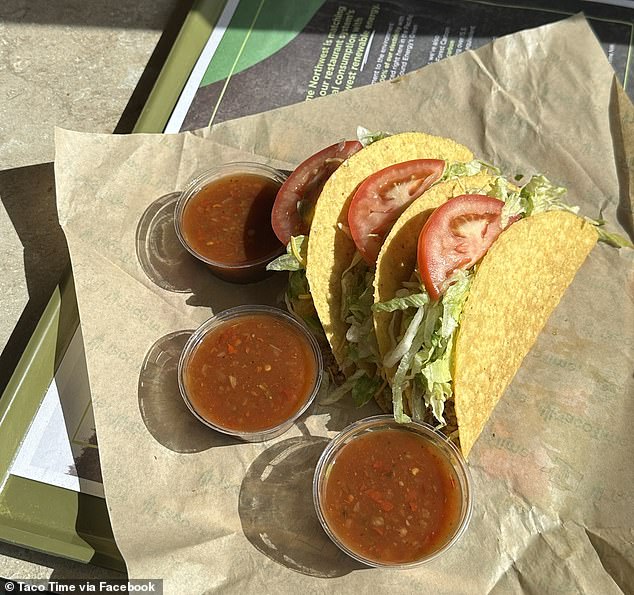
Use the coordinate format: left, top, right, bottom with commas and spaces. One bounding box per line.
312, 414, 474, 568
173, 161, 287, 270
177, 304, 323, 442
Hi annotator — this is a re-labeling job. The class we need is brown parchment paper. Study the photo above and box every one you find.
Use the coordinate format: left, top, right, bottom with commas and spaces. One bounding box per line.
54, 15, 633, 594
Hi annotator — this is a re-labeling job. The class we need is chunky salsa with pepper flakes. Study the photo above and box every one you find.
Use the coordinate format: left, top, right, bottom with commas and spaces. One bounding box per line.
184, 313, 318, 433
181, 173, 283, 265
322, 428, 462, 564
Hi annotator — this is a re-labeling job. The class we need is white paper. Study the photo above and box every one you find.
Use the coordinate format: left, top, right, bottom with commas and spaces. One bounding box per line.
9, 328, 104, 498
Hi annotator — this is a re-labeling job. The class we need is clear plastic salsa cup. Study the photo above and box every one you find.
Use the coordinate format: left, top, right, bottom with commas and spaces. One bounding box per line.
178, 305, 323, 442
174, 162, 287, 283
313, 415, 473, 568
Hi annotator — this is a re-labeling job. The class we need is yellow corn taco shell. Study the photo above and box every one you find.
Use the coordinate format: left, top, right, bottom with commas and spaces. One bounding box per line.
374, 172, 500, 358
374, 179, 598, 457
453, 211, 597, 456
306, 131, 474, 369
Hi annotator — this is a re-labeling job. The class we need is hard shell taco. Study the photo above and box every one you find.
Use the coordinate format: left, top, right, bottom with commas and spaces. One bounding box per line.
271, 129, 630, 430
302, 131, 487, 405
269, 130, 488, 405
372, 171, 629, 456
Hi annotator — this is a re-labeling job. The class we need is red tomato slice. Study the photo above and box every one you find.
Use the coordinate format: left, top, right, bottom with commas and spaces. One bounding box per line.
418, 194, 514, 300
348, 159, 445, 265
271, 140, 363, 244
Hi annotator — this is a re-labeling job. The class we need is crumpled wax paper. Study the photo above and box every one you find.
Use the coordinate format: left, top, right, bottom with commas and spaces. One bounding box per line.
54, 14, 633, 595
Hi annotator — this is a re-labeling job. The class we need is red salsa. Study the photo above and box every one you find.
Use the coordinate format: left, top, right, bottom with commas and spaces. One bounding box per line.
181, 173, 283, 266
184, 313, 318, 433
322, 428, 462, 564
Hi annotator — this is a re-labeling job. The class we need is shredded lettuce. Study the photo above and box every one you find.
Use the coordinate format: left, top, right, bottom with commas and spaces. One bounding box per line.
439, 270, 472, 337
521, 175, 577, 216
441, 159, 501, 183
287, 269, 309, 300
265, 236, 317, 331
381, 270, 473, 425
289, 235, 307, 265
584, 217, 634, 248
499, 174, 578, 225
267, 235, 323, 333
340, 257, 381, 369
498, 174, 633, 247
266, 253, 302, 272
488, 176, 520, 228
283, 270, 322, 335
442, 160, 482, 180
409, 377, 427, 421
351, 373, 384, 407
440, 159, 482, 181
372, 292, 429, 312
266, 235, 308, 271
328, 250, 388, 406
339, 252, 366, 321
356, 126, 390, 147
418, 273, 472, 422
321, 366, 386, 406
321, 369, 366, 404
389, 306, 427, 423
384, 306, 426, 370
594, 226, 634, 248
